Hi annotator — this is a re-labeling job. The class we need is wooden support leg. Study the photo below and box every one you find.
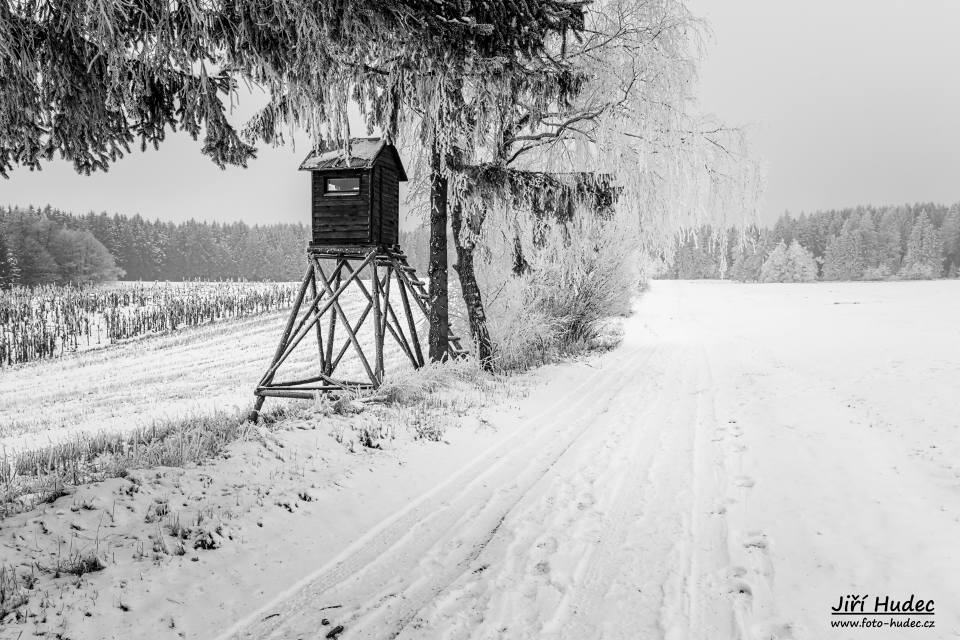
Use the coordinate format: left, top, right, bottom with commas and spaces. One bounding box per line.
254, 249, 458, 405
248, 395, 266, 422
308, 262, 327, 371
371, 261, 384, 383
395, 260, 425, 367
253, 264, 314, 416
325, 258, 340, 376
258, 252, 377, 385
342, 262, 419, 368
315, 258, 378, 385
329, 298, 375, 372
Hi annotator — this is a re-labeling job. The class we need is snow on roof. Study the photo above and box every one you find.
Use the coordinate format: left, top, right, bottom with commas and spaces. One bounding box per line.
298, 138, 386, 172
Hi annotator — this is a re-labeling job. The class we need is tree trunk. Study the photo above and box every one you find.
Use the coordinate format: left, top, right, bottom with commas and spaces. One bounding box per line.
427, 141, 450, 362
451, 202, 494, 369
512, 235, 529, 276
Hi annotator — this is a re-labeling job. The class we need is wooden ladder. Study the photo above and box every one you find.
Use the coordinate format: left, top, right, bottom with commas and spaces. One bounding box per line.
388, 249, 469, 358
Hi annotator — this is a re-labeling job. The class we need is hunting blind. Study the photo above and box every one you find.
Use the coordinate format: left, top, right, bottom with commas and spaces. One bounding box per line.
304, 137, 406, 247
253, 138, 464, 414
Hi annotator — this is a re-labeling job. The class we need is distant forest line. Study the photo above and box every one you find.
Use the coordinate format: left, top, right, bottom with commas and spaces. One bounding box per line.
0, 205, 431, 286
660, 202, 960, 282
4, 202, 959, 287
0, 205, 314, 285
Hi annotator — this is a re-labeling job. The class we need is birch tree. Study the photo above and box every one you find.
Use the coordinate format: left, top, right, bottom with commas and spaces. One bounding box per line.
425, 0, 762, 364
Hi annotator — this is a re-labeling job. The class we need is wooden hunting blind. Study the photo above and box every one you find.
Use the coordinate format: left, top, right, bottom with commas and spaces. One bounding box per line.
300, 137, 407, 247
252, 138, 463, 414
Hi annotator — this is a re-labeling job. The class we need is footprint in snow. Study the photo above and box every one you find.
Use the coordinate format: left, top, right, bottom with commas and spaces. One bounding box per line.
743, 531, 768, 549
730, 580, 753, 597
727, 566, 748, 579
536, 536, 559, 554
576, 492, 596, 510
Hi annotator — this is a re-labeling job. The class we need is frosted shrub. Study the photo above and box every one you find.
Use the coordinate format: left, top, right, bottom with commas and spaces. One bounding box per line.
528, 216, 637, 341
478, 212, 641, 371
481, 275, 557, 371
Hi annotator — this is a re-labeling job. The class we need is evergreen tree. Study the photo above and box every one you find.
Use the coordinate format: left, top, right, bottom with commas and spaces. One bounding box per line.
772, 213, 797, 245
667, 228, 722, 279
760, 241, 791, 282
786, 240, 818, 282
900, 211, 942, 279
729, 244, 766, 282
724, 227, 768, 282
47, 228, 124, 282
841, 216, 864, 278
0, 232, 19, 286
821, 236, 842, 280
16, 237, 60, 284
857, 211, 881, 276
760, 240, 817, 282
940, 205, 960, 277
877, 209, 903, 276
795, 212, 825, 266
0, 205, 309, 283
822, 218, 863, 280
662, 201, 960, 281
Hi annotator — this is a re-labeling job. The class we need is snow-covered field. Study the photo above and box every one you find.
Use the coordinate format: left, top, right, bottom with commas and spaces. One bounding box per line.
0, 285, 419, 452
1, 279, 958, 639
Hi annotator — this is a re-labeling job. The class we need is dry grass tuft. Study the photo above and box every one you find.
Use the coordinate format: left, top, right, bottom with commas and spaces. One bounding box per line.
0, 406, 290, 517
0, 565, 28, 622
52, 549, 105, 578
308, 358, 509, 449
366, 358, 490, 406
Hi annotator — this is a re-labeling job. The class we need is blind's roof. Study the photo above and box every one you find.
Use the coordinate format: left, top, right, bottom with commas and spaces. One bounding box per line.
299, 138, 407, 180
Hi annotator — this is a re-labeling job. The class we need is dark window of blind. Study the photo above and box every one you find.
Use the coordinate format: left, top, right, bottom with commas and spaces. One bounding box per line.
324, 177, 360, 195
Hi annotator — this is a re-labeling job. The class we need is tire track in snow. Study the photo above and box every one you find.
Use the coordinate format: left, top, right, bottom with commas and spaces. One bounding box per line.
393, 342, 731, 639
217, 341, 657, 640
222, 288, 739, 640
400, 343, 673, 640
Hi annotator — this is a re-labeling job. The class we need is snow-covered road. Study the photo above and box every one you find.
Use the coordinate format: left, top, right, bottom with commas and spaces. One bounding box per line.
220, 280, 960, 640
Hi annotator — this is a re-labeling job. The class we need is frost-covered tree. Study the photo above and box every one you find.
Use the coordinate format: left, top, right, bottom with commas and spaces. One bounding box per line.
900, 212, 942, 279
667, 202, 960, 282
430, 0, 761, 361
1, 0, 584, 175
786, 240, 818, 282
47, 229, 124, 283
760, 240, 816, 283
822, 217, 864, 280
940, 206, 960, 276
760, 241, 790, 282
877, 209, 904, 276
857, 211, 881, 276
1, 0, 585, 361
665, 228, 723, 279
729, 237, 768, 282
0, 233, 19, 287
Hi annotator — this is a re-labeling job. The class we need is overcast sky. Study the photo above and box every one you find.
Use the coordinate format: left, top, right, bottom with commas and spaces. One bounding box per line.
2, 0, 959, 226
689, 0, 960, 222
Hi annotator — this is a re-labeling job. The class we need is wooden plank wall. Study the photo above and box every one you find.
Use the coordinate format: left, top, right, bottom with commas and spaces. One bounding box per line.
371, 167, 383, 244
378, 162, 400, 246
311, 170, 371, 244
309, 149, 403, 246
